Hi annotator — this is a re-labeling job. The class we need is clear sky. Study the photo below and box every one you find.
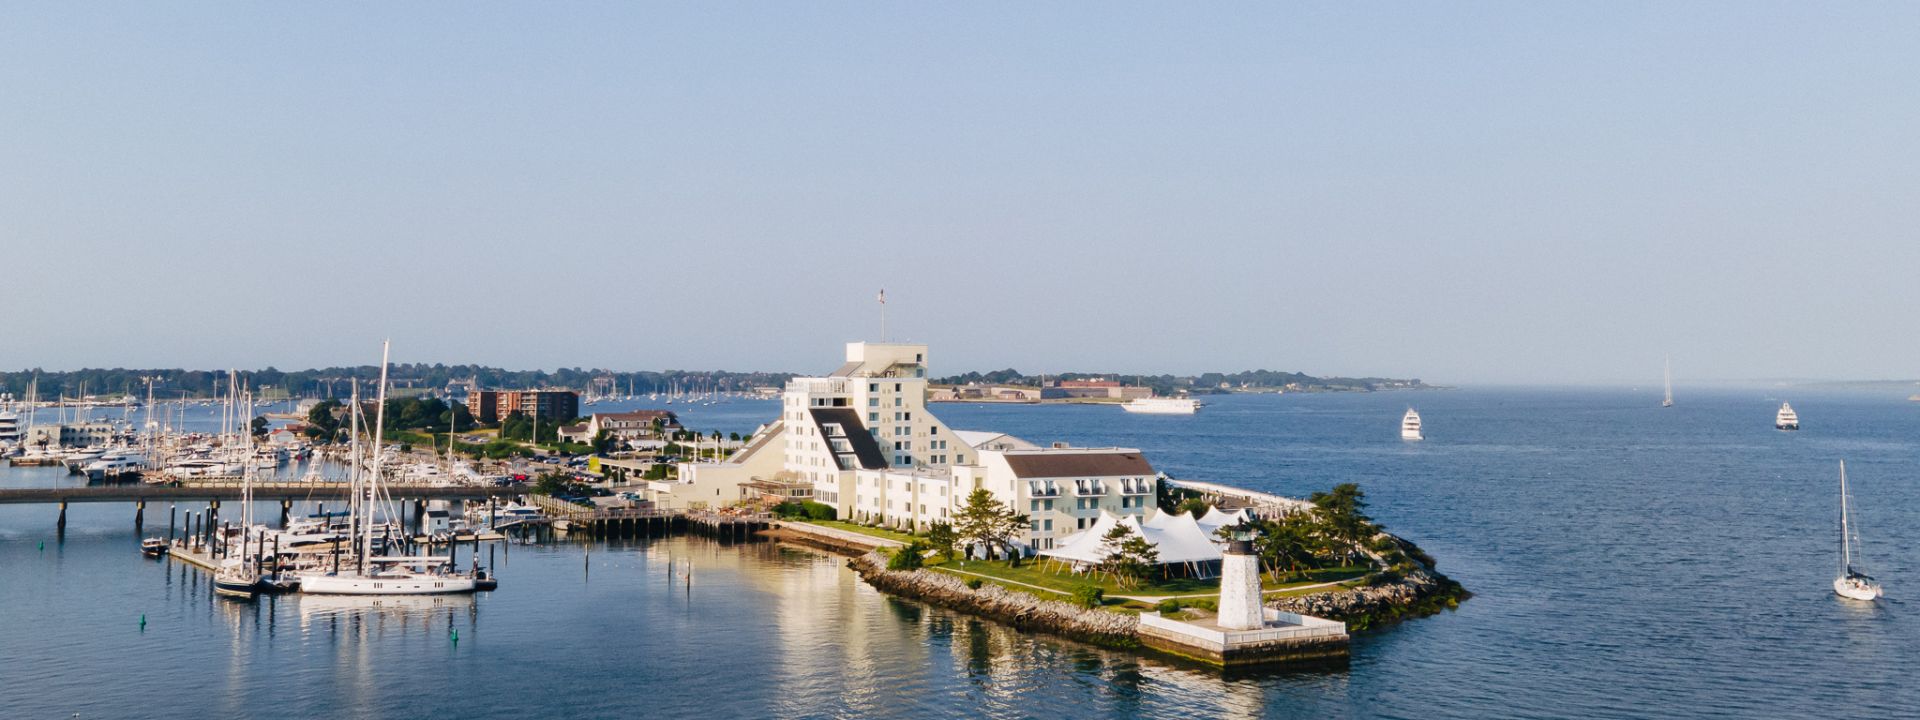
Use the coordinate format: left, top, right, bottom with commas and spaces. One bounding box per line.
4, 3, 1917, 384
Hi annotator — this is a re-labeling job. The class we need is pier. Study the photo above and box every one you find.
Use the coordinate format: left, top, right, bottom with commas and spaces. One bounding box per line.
520, 495, 772, 540
0, 483, 521, 505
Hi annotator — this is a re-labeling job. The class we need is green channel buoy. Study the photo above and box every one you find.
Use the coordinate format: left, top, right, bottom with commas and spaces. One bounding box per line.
39, 541, 45, 551
450, 629, 459, 644
139, 614, 147, 630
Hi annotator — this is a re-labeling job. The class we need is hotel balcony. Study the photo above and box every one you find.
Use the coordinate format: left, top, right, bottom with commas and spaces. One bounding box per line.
1071, 480, 1107, 496
1119, 478, 1154, 495
1029, 481, 1061, 498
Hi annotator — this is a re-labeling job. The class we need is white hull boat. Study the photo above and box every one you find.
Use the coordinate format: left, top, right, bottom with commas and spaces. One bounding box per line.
1401, 408, 1422, 440
1121, 398, 1198, 415
1833, 461, 1881, 601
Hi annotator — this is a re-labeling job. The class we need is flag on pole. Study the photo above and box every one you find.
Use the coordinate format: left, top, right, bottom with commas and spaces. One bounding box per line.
877, 289, 886, 305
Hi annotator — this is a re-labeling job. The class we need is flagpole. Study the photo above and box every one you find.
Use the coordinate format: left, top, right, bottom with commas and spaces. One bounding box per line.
878, 289, 887, 342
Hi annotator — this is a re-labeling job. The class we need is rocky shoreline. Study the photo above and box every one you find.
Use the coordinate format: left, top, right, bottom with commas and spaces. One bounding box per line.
839, 532, 1468, 656
1271, 537, 1470, 631
846, 552, 1141, 647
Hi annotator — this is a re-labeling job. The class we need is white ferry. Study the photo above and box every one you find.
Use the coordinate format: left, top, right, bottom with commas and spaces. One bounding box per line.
1775, 402, 1799, 431
1122, 397, 1199, 415
1401, 408, 1423, 440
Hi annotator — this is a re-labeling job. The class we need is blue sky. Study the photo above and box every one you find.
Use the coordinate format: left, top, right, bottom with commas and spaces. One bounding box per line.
4, 3, 1917, 383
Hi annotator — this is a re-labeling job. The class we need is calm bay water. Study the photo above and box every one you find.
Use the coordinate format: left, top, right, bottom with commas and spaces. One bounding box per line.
3, 388, 1916, 718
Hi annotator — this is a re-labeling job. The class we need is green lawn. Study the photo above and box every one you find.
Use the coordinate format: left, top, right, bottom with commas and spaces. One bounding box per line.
926, 558, 1373, 600
798, 520, 919, 545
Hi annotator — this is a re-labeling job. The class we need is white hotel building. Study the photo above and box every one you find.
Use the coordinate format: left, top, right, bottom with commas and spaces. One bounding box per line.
676, 342, 1161, 551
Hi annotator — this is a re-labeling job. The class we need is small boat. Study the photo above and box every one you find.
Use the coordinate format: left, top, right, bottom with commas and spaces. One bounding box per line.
1401, 408, 1423, 441
1908, 393, 1919, 402
141, 537, 170, 558
1121, 397, 1198, 415
214, 563, 262, 598
1833, 461, 1882, 601
1775, 402, 1799, 431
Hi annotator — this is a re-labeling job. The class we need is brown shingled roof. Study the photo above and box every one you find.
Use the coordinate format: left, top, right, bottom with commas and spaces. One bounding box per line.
1003, 451, 1154, 478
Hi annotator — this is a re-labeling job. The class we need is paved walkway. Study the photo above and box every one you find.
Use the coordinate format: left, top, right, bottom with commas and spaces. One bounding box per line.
930, 566, 1356, 602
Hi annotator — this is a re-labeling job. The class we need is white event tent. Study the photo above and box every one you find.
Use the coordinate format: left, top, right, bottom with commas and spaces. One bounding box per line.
1039, 510, 1224, 578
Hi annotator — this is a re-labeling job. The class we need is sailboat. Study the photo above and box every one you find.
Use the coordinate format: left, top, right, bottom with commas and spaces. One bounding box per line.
214, 379, 265, 598
1401, 408, 1423, 441
1833, 461, 1881, 601
1662, 356, 1674, 408
298, 342, 491, 596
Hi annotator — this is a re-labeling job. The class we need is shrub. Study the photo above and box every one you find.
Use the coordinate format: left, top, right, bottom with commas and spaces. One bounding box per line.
1155, 599, 1183, 615
887, 541, 927, 571
1071, 586, 1104, 609
965, 578, 984, 590
799, 501, 834, 520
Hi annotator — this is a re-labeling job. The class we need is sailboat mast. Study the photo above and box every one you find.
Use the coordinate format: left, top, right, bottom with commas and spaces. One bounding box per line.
366, 341, 391, 569
1839, 460, 1851, 572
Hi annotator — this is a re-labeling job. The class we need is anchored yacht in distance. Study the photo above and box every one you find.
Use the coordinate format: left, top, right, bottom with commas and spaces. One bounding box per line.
1775, 402, 1799, 431
1401, 408, 1423, 440
1122, 397, 1199, 415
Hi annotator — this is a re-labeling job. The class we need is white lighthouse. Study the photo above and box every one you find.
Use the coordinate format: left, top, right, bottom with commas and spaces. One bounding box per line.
1217, 528, 1266, 630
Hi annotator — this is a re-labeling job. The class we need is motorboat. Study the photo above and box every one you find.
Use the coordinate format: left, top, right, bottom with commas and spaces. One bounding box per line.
1401, 408, 1423, 440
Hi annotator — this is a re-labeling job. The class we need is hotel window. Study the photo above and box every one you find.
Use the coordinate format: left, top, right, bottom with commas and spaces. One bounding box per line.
1029, 520, 1038, 532
1029, 500, 1038, 512
869, 412, 879, 422
869, 383, 878, 392
895, 383, 902, 392
869, 398, 879, 407
1043, 519, 1052, 532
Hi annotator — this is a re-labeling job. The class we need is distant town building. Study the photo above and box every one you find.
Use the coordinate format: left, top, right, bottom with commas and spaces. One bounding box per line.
1040, 378, 1153, 400
465, 389, 580, 425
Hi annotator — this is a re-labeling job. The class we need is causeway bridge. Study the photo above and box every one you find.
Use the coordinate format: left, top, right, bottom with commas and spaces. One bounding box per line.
0, 483, 523, 505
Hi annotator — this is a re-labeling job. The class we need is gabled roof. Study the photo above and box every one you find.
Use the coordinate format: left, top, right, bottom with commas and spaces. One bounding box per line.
807, 408, 888, 470
952, 430, 1038, 451
1002, 450, 1153, 479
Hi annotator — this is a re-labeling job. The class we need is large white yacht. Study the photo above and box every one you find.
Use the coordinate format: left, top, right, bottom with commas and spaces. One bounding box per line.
0, 394, 20, 446
1775, 402, 1799, 431
1122, 397, 1199, 415
1401, 408, 1423, 440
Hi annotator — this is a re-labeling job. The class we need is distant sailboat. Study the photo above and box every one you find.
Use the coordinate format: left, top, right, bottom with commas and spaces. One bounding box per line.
1662, 356, 1674, 408
1401, 408, 1422, 441
1833, 461, 1882, 601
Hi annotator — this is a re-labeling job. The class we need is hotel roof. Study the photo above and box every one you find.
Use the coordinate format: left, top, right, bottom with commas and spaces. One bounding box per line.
1002, 450, 1154, 478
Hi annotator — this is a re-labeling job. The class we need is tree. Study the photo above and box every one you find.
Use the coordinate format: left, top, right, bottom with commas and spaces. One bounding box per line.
955, 489, 1026, 564
925, 521, 958, 562
249, 416, 268, 437
1309, 483, 1374, 548
304, 399, 342, 443
591, 429, 616, 455
1253, 514, 1319, 581
1176, 497, 1210, 517
1097, 524, 1160, 589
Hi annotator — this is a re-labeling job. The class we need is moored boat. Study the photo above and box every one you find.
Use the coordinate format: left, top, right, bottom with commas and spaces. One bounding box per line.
1401, 408, 1423, 440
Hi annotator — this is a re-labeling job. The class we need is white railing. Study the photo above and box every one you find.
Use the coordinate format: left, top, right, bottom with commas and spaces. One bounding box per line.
1138, 610, 1348, 651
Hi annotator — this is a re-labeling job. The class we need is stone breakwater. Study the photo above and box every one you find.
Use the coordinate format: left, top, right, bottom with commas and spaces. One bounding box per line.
846, 553, 1140, 647
1269, 537, 1469, 631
